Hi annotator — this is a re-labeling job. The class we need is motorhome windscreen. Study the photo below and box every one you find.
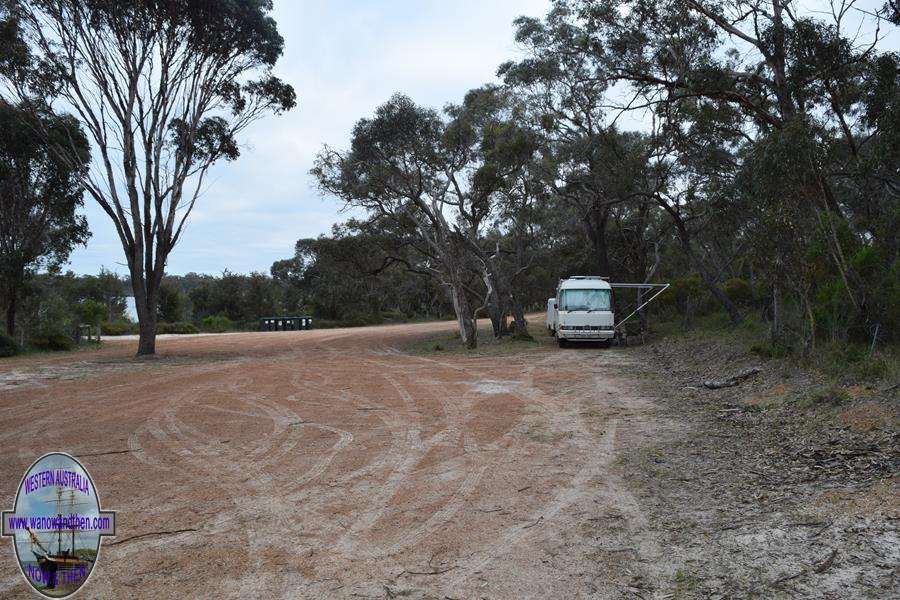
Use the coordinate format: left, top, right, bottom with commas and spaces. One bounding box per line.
559, 289, 611, 311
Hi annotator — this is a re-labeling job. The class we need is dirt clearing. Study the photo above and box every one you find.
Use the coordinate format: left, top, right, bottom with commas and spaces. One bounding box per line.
0, 321, 895, 598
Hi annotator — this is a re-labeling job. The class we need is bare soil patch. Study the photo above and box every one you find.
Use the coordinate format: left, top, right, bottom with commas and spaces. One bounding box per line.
0, 320, 895, 599
625, 334, 898, 599
0, 321, 669, 598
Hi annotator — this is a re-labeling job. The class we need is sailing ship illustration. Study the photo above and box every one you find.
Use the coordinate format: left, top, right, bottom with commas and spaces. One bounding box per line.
24, 488, 93, 592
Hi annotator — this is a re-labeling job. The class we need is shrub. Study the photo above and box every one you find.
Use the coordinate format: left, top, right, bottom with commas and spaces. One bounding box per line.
339, 312, 382, 327
31, 333, 75, 352
812, 279, 853, 342
841, 344, 868, 363
156, 322, 200, 335
749, 341, 792, 359
826, 343, 889, 380
200, 314, 234, 333
311, 319, 340, 329
852, 357, 888, 380
722, 278, 753, 305
313, 314, 380, 329
34, 292, 74, 340
77, 299, 107, 326
0, 333, 19, 357
380, 310, 409, 322
656, 274, 706, 318
101, 320, 137, 336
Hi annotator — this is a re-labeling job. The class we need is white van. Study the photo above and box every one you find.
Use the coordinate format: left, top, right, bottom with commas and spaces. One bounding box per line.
551, 277, 615, 347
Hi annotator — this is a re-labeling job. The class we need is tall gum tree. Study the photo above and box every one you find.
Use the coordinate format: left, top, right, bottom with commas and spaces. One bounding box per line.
499, 6, 622, 279
313, 95, 486, 349
447, 85, 544, 338
1, 0, 296, 355
0, 100, 90, 337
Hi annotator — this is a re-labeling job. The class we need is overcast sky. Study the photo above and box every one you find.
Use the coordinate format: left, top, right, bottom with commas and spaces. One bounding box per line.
64, 0, 893, 277
66, 0, 551, 276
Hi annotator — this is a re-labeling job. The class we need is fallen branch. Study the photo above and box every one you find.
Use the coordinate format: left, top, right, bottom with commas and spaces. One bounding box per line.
703, 367, 761, 389
109, 528, 198, 546
772, 569, 805, 586
813, 549, 837, 573
522, 516, 543, 529
402, 566, 457, 576
74, 449, 133, 458
809, 522, 833, 539
771, 548, 838, 586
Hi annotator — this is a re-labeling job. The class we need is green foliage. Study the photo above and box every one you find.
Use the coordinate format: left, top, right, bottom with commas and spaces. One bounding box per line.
76, 269, 127, 322
157, 280, 185, 323
722, 278, 753, 305
101, 320, 137, 336
852, 357, 889, 380
0, 100, 91, 338
850, 247, 899, 343
32, 289, 73, 338
0, 332, 19, 357
156, 322, 199, 335
30, 333, 74, 352
750, 341, 792, 359
77, 299, 106, 326
822, 343, 890, 380
656, 275, 706, 317
188, 270, 281, 322
11, 271, 130, 345
313, 314, 382, 329
271, 223, 453, 324
812, 279, 852, 342
200, 314, 234, 333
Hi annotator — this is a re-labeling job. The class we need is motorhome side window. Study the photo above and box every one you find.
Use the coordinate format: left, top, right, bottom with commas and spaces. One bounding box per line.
559, 289, 611, 311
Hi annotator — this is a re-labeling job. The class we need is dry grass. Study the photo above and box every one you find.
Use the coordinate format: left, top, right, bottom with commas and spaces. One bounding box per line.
839, 400, 898, 433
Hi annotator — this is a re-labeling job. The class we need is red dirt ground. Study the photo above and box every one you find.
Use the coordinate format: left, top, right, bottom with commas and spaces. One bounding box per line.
0, 321, 663, 598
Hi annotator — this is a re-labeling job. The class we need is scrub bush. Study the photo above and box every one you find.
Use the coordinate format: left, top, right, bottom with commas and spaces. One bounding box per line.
0, 333, 19, 357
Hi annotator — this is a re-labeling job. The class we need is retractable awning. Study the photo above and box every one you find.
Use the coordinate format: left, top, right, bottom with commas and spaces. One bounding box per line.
609, 283, 670, 329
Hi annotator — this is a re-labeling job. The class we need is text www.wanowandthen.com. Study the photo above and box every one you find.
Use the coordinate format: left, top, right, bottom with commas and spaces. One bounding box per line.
6, 513, 111, 532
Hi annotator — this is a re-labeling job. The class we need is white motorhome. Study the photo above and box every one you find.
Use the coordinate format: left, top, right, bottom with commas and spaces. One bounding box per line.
551, 276, 615, 347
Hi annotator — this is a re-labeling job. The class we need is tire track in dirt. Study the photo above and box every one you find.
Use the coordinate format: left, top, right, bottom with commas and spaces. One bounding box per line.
0, 322, 664, 598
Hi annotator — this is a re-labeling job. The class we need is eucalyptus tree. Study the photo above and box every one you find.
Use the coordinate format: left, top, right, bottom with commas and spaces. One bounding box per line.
449, 85, 546, 337
1, 0, 296, 355
575, 0, 897, 333
499, 4, 635, 279
313, 94, 485, 348
314, 91, 537, 343
0, 100, 90, 336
